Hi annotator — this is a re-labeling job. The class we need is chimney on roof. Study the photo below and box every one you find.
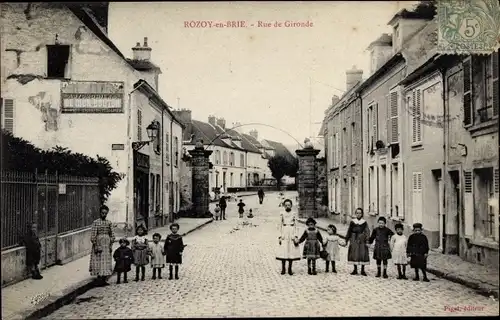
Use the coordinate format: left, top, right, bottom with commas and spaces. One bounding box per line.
172, 108, 192, 125
346, 66, 363, 91
249, 129, 258, 140
367, 33, 393, 75
208, 115, 216, 126
132, 37, 152, 61
331, 95, 340, 106
216, 118, 226, 129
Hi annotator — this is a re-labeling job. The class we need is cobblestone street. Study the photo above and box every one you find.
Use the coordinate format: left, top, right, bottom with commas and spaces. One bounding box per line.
44, 192, 499, 318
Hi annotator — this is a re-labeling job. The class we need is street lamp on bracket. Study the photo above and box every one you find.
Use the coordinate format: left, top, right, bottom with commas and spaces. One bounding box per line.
132, 120, 160, 151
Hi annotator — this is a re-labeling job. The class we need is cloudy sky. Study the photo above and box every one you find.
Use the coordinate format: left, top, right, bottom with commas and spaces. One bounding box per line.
108, 1, 417, 148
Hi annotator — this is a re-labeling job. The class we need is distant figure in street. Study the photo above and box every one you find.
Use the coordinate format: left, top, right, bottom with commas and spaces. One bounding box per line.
165, 223, 184, 280
322, 224, 343, 273
390, 223, 408, 280
237, 199, 246, 218
345, 208, 370, 276
247, 209, 254, 218
296, 217, 323, 275
219, 196, 227, 220
22, 222, 43, 280
89, 205, 115, 286
368, 217, 394, 279
258, 188, 265, 204
406, 223, 430, 282
113, 238, 133, 284
149, 233, 165, 280
132, 225, 149, 282
214, 204, 221, 221
276, 199, 301, 275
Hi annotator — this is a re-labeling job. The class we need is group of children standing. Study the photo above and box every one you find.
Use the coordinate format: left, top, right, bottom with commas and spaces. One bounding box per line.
112, 223, 185, 284
214, 199, 253, 220
295, 214, 430, 281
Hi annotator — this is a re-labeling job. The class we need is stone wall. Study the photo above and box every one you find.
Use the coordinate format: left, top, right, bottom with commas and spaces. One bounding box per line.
315, 157, 328, 217
179, 159, 193, 212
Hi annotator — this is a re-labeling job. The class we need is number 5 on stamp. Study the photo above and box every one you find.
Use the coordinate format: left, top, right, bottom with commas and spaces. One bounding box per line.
437, 0, 500, 55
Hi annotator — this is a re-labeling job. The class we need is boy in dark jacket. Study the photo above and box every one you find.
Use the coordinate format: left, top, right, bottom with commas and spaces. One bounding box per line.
113, 238, 134, 284
22, 222, 43, 280
406, 223, 430, 282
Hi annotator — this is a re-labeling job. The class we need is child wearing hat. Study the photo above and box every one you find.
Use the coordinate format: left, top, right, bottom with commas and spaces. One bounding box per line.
296, 217, 324, 275
368, 216, 394, 278
406, 223, 430, 282
132, 225, 149, 281
113, 238, 134, 284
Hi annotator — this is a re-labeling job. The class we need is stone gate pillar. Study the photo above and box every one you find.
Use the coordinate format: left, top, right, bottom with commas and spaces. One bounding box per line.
295, 138, 320, 219
188, 140, 213, 218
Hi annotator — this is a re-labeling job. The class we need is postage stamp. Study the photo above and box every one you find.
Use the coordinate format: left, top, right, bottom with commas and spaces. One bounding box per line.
437, 0, 500, 55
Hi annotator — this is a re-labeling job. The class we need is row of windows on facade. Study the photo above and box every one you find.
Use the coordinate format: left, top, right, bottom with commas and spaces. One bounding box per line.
148, 173, 179, 214
328, 166, 499, 241
212, 150, 245, 167
326, 53, 499, 167
137, 109, 180, 167
213, 171, 245, 188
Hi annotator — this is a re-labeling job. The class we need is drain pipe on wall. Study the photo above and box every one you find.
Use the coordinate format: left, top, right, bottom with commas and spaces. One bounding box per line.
170, 116, 174, 223
126, 81, 147, 233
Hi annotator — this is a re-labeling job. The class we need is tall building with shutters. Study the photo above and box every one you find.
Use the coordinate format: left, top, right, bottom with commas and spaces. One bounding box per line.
358, 8, 434, 242
323, 69, 363, 224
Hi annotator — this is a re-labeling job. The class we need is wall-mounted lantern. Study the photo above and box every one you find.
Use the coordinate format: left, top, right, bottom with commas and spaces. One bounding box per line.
132, 121, 160, 151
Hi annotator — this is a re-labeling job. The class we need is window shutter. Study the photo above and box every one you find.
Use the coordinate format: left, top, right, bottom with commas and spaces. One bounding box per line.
494, 168, 499, 194
373, 103, 378, 142
165, 132, 170, 164
390, 91, 399, 143
365, 109, 370, 153
2, 99, 15, 133
336, 133, 340, 166
416, 89, 422, 143
155, 122, 161, 152
492, 51, 499, 117
412, 90, 417, 143
464, 171, 474, 237
463, 57, 473, 125
412, 172, 423, 224
137, 109, 143, 140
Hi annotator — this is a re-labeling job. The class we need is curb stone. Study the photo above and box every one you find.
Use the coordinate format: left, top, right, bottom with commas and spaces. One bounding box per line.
297, 219, 499, 299
22, 219, 213, 320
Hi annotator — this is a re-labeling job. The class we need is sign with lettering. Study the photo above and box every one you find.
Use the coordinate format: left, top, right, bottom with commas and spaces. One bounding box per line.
112, 144, 125, 150
134, 151, 150, 169
61, 81, 124, 113
58, 183, 66, 195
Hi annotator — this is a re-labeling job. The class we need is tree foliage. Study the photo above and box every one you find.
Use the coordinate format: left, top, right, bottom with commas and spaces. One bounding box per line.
1, 129, 122, 204
267, 155, 298, 186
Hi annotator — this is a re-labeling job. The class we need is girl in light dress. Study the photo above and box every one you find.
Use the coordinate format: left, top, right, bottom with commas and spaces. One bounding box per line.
149, 233, 165, 280
322, 224, 345, 273
390, 223, 408, 280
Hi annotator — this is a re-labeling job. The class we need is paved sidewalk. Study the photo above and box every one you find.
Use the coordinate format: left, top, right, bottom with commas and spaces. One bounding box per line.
297, 217, 499, 299
1, 218, 212, 320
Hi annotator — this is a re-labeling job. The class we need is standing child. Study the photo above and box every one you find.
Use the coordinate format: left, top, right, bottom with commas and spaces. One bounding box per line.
113, 238, 134, 284
214, 204, 221, 221
149, 233, 165, 280
322, 224, 341, 273
390, 223, 408, 280
406, 223, 430, 282
296, 217, 323, 275
247, 209, 254, 218
132, 225, 149, 281
368, 217, 394, 278
22, 223, 43, 280
164, 223, 184, 280
237, 199, 246, 218
345, 208, 371, 276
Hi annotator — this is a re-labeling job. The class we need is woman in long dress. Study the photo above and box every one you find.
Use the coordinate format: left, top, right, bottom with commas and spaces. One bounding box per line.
345, 207, 370, 276
89, 205, 115, 286
276, 199, 301, 275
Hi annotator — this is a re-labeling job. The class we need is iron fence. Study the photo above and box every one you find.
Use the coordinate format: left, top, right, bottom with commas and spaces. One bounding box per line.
1, 170, 100, 250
